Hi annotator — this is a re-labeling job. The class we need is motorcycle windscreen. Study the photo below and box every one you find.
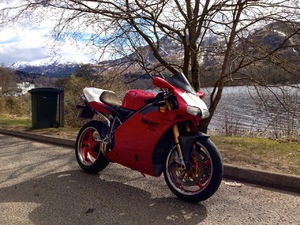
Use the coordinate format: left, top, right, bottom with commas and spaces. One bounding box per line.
166, 72, 196, 94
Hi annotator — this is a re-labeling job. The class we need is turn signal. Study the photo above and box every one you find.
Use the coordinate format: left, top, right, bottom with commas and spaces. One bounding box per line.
160, 107, 167, 113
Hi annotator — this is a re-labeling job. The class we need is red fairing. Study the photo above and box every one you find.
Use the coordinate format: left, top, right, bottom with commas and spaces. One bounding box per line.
89, 101, 112, 114
107, 111, 178, 176
122, 90, 156, 111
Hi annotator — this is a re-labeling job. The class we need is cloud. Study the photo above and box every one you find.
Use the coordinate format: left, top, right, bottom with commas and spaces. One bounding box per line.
0, 9, 101, 66
0, 1, 115, 66
0, 23, 108, 66
0, 25, 50, 65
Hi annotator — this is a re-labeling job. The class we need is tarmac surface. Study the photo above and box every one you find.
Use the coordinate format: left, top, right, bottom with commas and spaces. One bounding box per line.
0, 132, 300, 224
0, 128, 299, 194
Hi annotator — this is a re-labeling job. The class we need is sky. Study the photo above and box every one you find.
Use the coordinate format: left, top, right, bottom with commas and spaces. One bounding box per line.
0, 22, 97, 66
0, 2, 99, 67
1, 0, 292, 67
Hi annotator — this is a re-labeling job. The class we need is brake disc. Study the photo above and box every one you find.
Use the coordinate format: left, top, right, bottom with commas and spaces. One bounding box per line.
171, 149, 205, 186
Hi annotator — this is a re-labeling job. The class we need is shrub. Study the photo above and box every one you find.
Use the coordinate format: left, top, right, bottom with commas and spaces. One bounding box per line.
0, 95, 31, 118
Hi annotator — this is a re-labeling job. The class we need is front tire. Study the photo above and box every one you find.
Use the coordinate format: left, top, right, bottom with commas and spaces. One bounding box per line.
75, 121, 109, 174
164, 138, 223, 203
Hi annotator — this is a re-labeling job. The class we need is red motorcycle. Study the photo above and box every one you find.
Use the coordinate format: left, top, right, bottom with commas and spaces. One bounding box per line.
75, 72, 223, 202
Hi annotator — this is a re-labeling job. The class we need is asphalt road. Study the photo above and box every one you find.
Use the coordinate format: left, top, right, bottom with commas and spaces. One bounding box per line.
0, 134, 299, 225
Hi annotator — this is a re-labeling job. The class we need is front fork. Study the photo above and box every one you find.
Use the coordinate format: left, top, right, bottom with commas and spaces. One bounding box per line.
165, 100, 189, 169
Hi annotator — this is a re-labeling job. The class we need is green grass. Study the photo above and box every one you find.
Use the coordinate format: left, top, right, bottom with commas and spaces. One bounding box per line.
211, 136, 300, 176
0, 115, 32, 128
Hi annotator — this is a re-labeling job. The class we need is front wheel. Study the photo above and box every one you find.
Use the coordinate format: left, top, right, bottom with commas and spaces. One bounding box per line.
75, 121, 110, 174
164, 138, 223, 203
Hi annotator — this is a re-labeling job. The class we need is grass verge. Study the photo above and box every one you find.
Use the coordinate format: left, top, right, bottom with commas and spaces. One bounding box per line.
0, 115, 32, 128
210, 136, 300, 176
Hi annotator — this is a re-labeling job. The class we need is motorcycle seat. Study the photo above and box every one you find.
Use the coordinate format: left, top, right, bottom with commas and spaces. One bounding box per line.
100, 91, 122, 111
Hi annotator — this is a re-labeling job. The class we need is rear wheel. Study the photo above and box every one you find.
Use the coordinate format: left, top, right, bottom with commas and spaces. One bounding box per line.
75, 121, 109, 173
164, 138, 223, 203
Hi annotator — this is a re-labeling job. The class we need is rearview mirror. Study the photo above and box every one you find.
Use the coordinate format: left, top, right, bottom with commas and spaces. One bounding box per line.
153, 77, 174, 90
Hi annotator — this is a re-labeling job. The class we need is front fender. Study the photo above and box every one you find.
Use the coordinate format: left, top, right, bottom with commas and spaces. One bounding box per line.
178, 132, 210, 170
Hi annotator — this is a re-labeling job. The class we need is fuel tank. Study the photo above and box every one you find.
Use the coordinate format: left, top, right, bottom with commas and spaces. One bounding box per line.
122, 90, 156, 111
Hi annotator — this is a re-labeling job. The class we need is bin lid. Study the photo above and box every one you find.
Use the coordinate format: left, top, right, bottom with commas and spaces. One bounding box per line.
28, 87, 63, 93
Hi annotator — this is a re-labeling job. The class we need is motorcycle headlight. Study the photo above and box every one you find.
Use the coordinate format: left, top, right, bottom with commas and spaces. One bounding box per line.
186, 106, 202, 117
201, 108, 210, 119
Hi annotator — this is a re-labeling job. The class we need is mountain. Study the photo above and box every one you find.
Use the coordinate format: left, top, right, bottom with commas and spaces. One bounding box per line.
15, 70, 58, 87
12, 21, 300, 83
12, 55, 95, 78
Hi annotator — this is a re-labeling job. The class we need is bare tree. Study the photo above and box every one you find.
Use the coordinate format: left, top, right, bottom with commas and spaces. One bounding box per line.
0, 65, 16, 94
2, 0, 300, 132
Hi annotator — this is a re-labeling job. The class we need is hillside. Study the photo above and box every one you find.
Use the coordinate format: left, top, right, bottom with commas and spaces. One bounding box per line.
16, 70, 58, 87
12, 21, 300, 87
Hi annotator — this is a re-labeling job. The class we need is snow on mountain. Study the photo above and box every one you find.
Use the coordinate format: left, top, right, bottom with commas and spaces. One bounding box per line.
12, 55, 95, 69
11, 55, 97, 78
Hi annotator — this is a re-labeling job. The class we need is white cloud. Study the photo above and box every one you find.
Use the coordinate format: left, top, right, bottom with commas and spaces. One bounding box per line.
0, 22, 101, 66
0, 21, 110, 66
5, 2, 125, 66
0, 25, 50, 65
0, 3, 103, 66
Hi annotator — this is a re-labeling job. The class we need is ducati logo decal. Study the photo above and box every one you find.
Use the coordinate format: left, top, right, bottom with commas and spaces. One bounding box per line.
140, 118, 159, 131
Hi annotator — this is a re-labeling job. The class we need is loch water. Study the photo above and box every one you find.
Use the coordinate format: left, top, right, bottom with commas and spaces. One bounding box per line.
203, 85, 300, 136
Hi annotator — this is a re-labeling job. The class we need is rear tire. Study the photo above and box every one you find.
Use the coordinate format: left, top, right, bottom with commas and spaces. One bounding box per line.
164, 138, 223, 203
75, 121, 109, 173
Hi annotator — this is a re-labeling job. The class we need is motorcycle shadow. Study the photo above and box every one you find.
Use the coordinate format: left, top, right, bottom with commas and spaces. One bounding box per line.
0, 168, 208, 225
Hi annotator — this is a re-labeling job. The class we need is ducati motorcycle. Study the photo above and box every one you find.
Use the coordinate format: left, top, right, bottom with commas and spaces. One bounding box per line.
75, 72, 223, 203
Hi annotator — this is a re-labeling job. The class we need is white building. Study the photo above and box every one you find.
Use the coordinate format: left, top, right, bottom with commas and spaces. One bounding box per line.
16, 82, 35, 95
0, 82, 35, 96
